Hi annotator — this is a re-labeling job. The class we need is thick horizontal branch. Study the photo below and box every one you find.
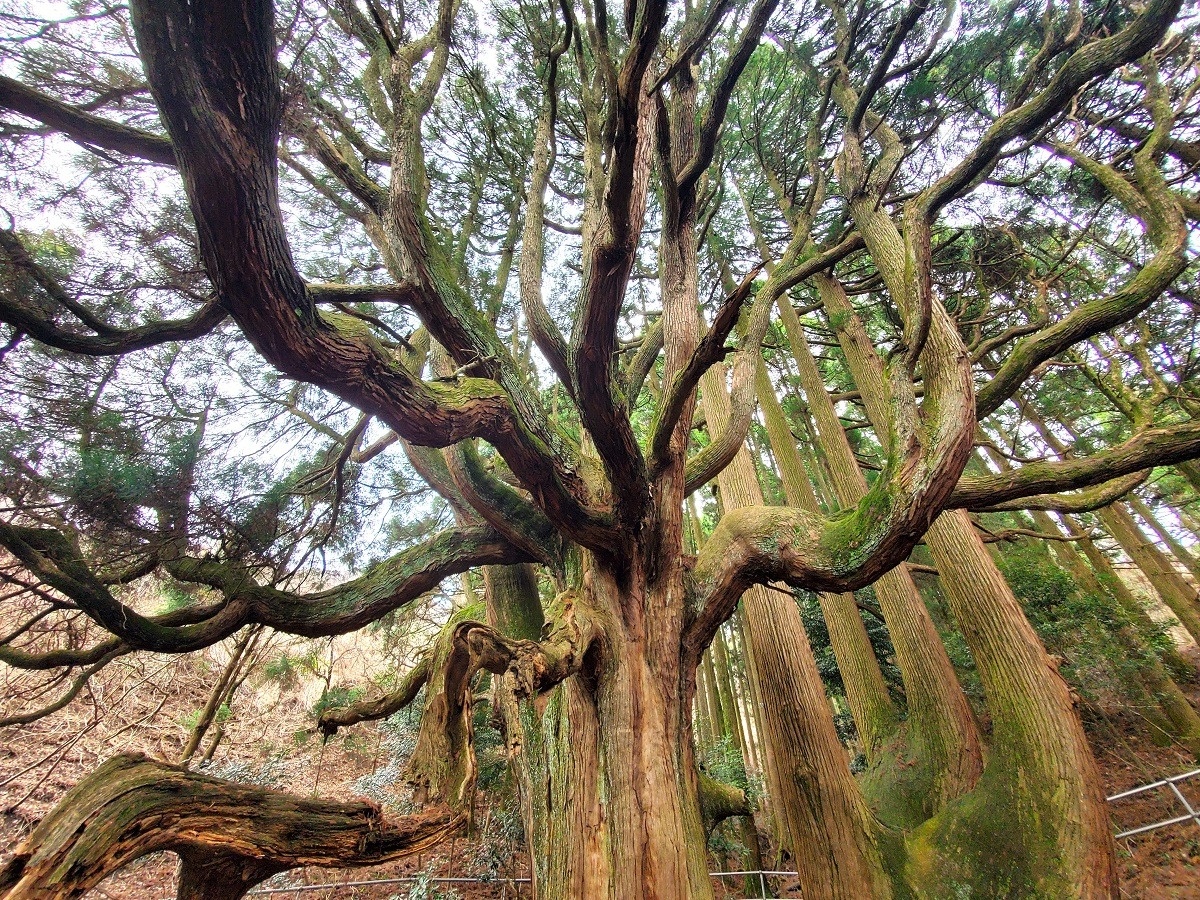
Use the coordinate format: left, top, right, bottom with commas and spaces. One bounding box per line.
698, 772, 750, 833
0, 596, 231, 671
948, 424, 1200, 510
0, 523, 531, 653
308, 282, 416, 305
966, 471, 1148, 514
0, 75, 176, 166
0, 293, 227, 356
0, 753, 461, 900
0, 646, 128, 728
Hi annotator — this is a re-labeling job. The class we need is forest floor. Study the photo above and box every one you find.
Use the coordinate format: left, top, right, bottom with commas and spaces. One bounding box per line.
1, 646, 1199, 899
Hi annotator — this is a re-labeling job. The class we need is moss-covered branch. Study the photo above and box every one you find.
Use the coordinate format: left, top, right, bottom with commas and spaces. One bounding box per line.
697, 772, 750, 834
0, 522, 531, 653
948, 423, 1200, 511
317, 654, 432, 736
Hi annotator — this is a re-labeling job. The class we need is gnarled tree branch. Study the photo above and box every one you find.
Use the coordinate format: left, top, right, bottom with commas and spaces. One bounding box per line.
0, 754, 461, 900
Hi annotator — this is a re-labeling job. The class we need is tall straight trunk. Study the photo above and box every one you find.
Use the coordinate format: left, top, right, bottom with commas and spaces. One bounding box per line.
701, 652, 725, 742
710, 627, 746, 755
729, 610, 765, 779
1022, 506, 1200, 755
1128, 494, 1200, 583
1100, 502, 1200, 643
783, 284, 983, 824
1065, 512, 1197, 672
756, 355, 899, 758
702, 363, 896, 900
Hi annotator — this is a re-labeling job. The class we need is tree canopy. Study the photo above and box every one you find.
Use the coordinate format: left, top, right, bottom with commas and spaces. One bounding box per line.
0, 0, 1198, 898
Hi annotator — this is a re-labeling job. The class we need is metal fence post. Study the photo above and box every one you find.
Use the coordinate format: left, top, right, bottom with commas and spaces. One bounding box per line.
760, 869, 767, 899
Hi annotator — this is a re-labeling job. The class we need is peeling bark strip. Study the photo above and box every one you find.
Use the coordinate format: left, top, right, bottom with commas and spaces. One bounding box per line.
0, 754, 461, 900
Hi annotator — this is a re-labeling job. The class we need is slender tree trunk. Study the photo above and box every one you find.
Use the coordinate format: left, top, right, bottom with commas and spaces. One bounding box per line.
1066, 512, 1196, 674
1025, 506, 1200, 756
1128, 494, 1200, 584
699, 654, 720, 745
181, 626, 259, 764
711, 627, 746, 757
1099, 502, 1200, 644
755, 354, 899, 760
729, 610, 765, 779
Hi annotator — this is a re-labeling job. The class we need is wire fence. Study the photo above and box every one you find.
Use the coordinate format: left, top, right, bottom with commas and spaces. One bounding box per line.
246, 869, 802, 899
235, 769, 1200, 898
1106, 767, 1200, 840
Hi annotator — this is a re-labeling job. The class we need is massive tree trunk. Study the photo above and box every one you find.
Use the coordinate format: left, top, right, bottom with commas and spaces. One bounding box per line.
912, 510, 1118, 896
818, 266, 1116, 893
563, 561, 714, 899
410, 556, 717, 900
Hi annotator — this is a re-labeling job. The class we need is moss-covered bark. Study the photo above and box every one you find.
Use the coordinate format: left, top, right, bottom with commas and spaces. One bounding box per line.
907, 510, 1117, 898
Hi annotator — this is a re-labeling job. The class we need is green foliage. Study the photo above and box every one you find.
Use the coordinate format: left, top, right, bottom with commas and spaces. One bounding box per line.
998, 539, 1172, 704
471, 803, 525, 878
157, 581, 196, 614
797, 586, 904, 707
262, 650, 322, 687
701, 734, 759, 802
69, 448, 156, 508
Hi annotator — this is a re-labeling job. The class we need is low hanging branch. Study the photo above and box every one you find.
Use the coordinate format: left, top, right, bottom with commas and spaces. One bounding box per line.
318, 654, 432, 736
0, 754, 462, 900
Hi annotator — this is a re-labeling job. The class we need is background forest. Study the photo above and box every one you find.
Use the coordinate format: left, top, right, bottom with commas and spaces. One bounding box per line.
1, 0, 1200, 898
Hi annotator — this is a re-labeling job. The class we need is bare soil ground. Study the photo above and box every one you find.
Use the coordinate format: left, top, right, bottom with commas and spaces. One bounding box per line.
1, 648, 1198, 899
